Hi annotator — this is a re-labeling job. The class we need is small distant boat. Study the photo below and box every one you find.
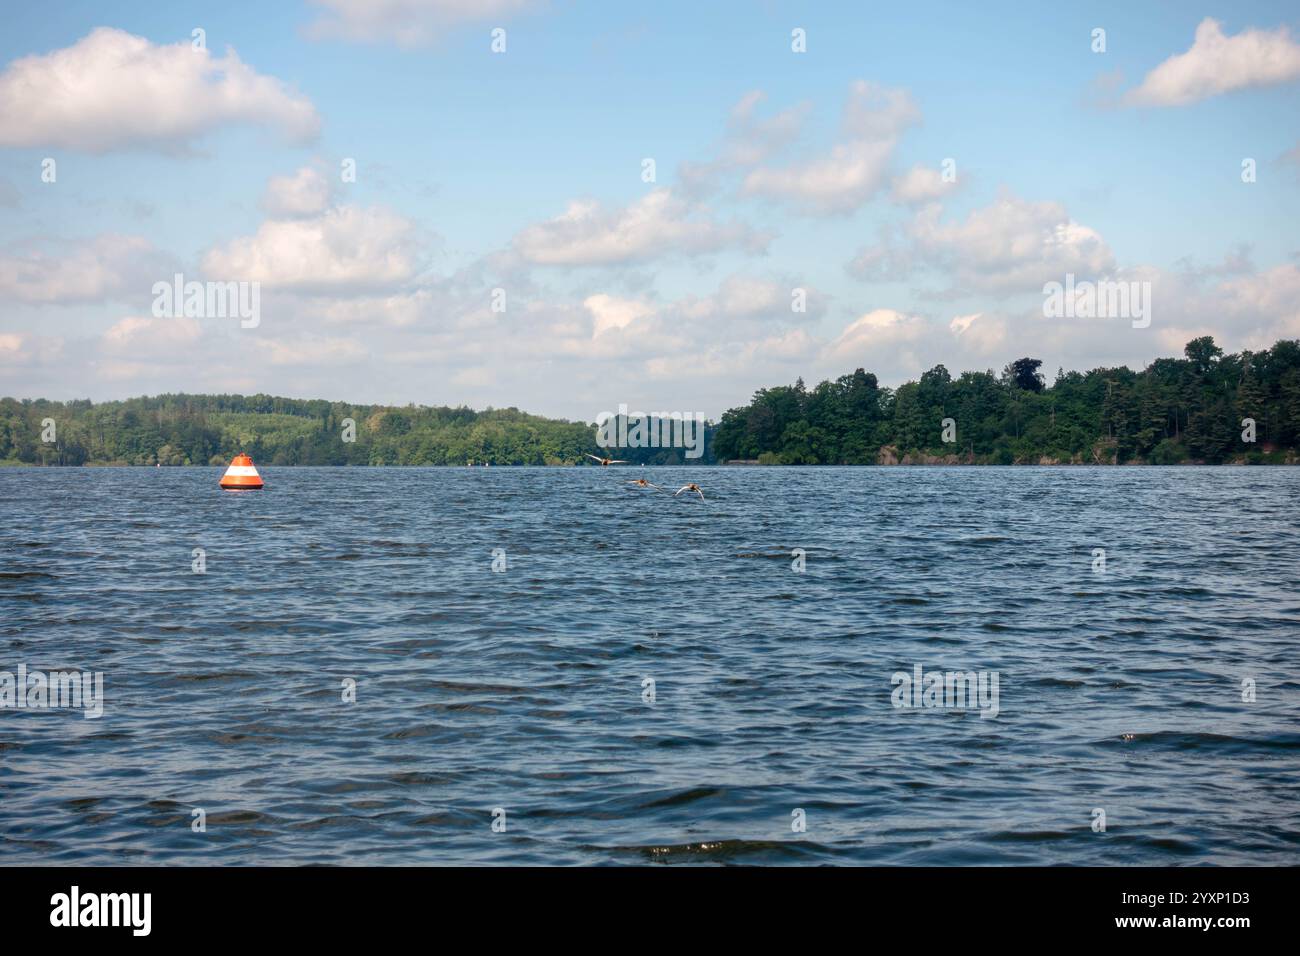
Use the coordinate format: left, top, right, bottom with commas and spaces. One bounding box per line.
220, 453, 264, 490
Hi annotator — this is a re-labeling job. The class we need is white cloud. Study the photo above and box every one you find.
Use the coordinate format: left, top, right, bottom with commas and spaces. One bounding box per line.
676, 274, 826, 322
311, 289, 436, 327
306, 0, 541, 47
753, 327, 817, 361
677, 90, 811, 194
203, 205, 425, 293
722, 91, 810, 166
262, 166, 334, 219
742, 82, 919, 214
680, 274, 785, 321
0, 235, 170, 305
743, 140, 897, 214
0, 28, 319, 152
0, 332, 63, 369
584, 293, 654, 337
511, 188, 769, 266
845, 237, 914, 282
827, 308, 929, 361
904, 192, 1115, 296
1125, 18, 1300, 107
643, 327, 818, 381
840, 81, 921, 140
101, 316, 204, 361
948, 312, 1008, 354
1201, 262, 1300, 342
891, 164, 956, 205
451, 366, 495, 387
264, 335, 367, 366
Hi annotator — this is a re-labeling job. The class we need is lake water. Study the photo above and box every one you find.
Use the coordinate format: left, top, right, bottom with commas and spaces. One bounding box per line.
1, 466, 1297, 865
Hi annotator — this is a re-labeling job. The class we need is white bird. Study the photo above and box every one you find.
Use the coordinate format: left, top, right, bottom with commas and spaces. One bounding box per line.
587, 453, 628, 466
674, 483, 704, 499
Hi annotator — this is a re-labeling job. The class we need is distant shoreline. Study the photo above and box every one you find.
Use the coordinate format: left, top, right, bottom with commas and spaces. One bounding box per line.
6, 333, 1299, 468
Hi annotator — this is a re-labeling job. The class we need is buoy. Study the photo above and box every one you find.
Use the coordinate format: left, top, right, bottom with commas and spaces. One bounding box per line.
220, 453, 263, 490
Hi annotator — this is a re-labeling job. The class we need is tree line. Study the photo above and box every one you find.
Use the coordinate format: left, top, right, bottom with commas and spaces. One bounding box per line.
711, 336, 1300, 464
4, 336, 1298, 466
0, 394, 713, 466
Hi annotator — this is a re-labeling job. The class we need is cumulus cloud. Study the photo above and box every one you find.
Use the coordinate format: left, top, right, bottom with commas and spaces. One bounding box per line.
1024, 260, 1300, 373
563, 276, 823, 368
544, 277, 831, 373
101, 315, 203, 354
0, 27, 319, 152
676, 274, 827, 322
722, 91, 811, 165
948, 312, 1008, 354
308, 289, 437, 327
644, 327, 819, 381
1125, 18, 1300, 107
574, 294, 691, 360
93, 316, 234, 386
0, 331, 63, 369
511, 188, 769, 266
913, 194, 1113, 294
852, 191, 1115, 297
306, 0, 542, 47
827, 308, 929, 361
203, 205, 425, 293
1207, 261, 1300, 341
584, 293, 654, 337
845, 235, 915, 283
677, 90, 811, 195
743, 141, 897, 214
742, 81, 919, 214
0, 235, 172, 305
264, 335, 368, 366
262, 166, 334, 219
891, 164, 957, 205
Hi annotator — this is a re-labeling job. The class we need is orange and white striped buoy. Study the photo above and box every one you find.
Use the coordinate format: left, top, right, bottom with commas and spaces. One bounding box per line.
220, 453, 263, 490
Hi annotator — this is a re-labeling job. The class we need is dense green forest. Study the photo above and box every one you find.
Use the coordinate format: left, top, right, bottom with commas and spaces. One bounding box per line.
0, 395, 711, 466
713, 336, 1300, 464
3, 336, 1298, 466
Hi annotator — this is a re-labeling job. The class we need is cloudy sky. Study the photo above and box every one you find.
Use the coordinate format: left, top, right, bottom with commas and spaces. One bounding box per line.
1, 1, 1298, 420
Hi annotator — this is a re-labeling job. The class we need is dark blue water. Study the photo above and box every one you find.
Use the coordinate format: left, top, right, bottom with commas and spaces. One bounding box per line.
2, 466, 1298, 865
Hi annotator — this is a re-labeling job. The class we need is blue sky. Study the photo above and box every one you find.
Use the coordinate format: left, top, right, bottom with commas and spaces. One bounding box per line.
1, 1, 1298, 419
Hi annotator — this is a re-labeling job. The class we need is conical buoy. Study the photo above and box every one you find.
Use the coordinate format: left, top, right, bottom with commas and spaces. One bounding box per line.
220, 453, 263, 490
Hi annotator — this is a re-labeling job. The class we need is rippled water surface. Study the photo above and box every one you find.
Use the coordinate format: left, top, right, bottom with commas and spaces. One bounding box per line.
2, 466, 1298, 865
